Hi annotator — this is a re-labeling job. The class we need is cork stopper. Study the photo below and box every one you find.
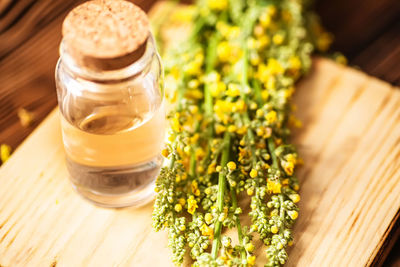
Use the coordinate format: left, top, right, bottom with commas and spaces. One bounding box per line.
62, 0, 149, 70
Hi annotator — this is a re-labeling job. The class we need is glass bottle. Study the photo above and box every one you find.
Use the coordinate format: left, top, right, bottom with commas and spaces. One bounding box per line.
55, 1, 165, 208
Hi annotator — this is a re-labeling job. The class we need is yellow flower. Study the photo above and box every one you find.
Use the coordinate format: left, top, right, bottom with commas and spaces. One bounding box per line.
217, 41, 231, 62
282, 161, 294, 176
265, 110, 277, 124
190, 133, 200, 143
258, 35, 270, 48
187, 196, 198, 214
174, 203, 182, 212
204, 71, 221, 83
228, 125, 237, 133
272, 33, 284, 45
289, 56, 302, 70
201, 223, 214, 237
289, 194, 300, 203
247, 255, 256, 266
205, 188, 212, 195
247, 188, 254, 196
191, 180, 199, 194
267, 58, 284, 75
245, 243, 255, 253
253, 24, 264, 37
161, 148, 169, 158
228, 26, 240, 39
227, 161, 237, 171
285, 154, 297, 165
267, 5, 277, 16
256, 109, 264, 117
256, 128, 264, 136
234, 100, 246, 112
183, 61, 201, 76
171, 117, 182, 132
260, 12, 272, 28
205, 213, 213, 224
267, 180, 282, 193
194, 52, 204, 64
288, 210, 298, 220
265, 76, 276, 90
261, 89, 269, 100
210, 81, 226, 97
184, 145, 191, 155
195, 148, 205, 160
188, 79, 200, 89
208, 162, 217, 174
185, 89, 203, 99
181, 173, 188, 180
236, 126, 247, 135
216, 21, 230, 37
263, 127, 272, 138
207, 0, 228, 11
197, 165, 205, 174
179, 198, 186, 206
247, 38, 258, 49
226, 83, 241, 97
216, 124, 226, 134
270, 225, 279, 234
250, 169, 258, 178
169, 66, 180, 79
250, 52, 260, 65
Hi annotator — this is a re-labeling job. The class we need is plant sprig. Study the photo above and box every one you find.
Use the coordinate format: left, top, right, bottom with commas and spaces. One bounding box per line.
153, 0, 331, 266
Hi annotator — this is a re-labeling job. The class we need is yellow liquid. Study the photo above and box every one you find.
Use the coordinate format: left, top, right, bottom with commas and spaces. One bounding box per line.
61, 104, 166, 167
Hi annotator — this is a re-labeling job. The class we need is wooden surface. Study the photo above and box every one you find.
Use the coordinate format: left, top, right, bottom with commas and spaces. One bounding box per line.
0, 0, 399, 264
0, 58, 399, 266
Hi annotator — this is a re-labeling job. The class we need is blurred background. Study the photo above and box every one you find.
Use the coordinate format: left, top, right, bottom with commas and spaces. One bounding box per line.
0, 0, 399, 264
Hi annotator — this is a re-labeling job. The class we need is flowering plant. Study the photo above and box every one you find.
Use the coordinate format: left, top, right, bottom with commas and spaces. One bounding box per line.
152, 0, 332, 266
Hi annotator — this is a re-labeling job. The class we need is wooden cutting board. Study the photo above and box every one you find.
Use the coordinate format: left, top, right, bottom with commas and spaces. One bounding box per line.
0, 58, 399, 267
1, 3, 400, 265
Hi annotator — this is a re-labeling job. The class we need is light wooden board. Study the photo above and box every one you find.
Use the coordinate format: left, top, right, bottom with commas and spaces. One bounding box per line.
0, 58, 399, 267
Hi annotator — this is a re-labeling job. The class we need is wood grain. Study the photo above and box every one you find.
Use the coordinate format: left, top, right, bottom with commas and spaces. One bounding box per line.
0, 0, 400, 265
0, 58, 399, 266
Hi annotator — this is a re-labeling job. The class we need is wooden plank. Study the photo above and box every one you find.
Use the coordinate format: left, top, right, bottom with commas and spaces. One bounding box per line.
0, 58, 399, 266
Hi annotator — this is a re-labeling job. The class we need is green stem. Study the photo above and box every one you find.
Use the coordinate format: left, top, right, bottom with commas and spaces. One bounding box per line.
189, 152, 196, 176
252, 79, 263, 106
230, 188, 246, 262
204, 34, 220, 116
211, 131, 231, 259
168, 154, 176, 169
268, 138, 279, 169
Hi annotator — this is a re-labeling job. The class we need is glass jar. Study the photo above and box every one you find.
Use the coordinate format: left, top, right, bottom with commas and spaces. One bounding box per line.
55, 35, 165, 208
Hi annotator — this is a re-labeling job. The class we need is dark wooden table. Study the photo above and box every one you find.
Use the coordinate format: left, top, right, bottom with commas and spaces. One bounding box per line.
0, 0, 399, 265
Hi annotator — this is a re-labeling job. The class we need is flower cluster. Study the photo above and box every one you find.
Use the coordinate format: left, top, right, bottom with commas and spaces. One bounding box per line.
152, 0, 331, 266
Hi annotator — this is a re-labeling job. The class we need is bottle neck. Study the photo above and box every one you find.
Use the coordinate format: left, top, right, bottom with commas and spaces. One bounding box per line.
59, 34, 157, 83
